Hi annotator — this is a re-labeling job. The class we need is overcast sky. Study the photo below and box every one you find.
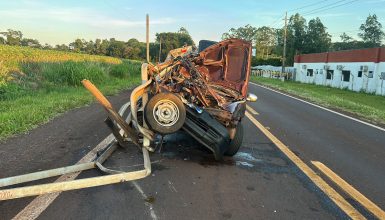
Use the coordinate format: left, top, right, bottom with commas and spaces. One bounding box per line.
1, 0, 385, 45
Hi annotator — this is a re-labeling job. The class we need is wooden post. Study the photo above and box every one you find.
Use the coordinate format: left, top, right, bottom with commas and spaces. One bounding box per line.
146, 14, 150, 63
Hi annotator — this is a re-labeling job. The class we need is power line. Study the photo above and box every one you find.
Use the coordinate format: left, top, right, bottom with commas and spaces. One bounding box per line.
288, 0, 332, 12
302, 0, 360, 16
301, 0, 349, 15
271, 20, 284, 29
269, 0, 332, 29
267, 15, 285, 29
269, 0, 358, 30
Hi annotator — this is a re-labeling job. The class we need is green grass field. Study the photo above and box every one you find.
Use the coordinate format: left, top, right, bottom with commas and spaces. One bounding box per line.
0, 46, 141, 140
250, 76, 385, 125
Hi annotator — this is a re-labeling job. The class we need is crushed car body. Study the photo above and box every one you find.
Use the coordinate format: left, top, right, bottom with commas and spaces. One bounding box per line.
140, 38, 253, 159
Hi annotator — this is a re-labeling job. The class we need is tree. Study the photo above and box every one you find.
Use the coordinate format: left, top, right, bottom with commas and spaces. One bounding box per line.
107, 39, 127, 58
156, 28, 195, 61
331, 32, 368, 51
69, 39, 85, 52
331, 40, 368, 51
255, 26, 276, 58
222, 24, 258, 45
21, 38, 41, 48
287, 13, 307, 54
84, 40, 95, 54
94, 39, 102, 55
178, 27, 190, 35
304, 17, 331, 53
55, 44, 69, 51
42, 43, 52, 50
0, 37, 5, 44
340, 32, 353, 43
99, 39, 110, 55
358, 14, 384, 47
126, 38, 144, 60
0, 29, 23, 45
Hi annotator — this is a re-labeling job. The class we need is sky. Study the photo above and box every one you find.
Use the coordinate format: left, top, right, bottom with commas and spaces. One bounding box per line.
1, 0, 385, 45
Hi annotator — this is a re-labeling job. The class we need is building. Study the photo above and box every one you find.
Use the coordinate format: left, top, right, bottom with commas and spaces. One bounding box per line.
293, 48, 385, 96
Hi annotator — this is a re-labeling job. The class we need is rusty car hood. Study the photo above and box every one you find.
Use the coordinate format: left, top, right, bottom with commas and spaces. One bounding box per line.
198, 39, 252, 97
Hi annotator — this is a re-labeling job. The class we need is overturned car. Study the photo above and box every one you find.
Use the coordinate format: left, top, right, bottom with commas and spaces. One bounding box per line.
139, 38, 256, 160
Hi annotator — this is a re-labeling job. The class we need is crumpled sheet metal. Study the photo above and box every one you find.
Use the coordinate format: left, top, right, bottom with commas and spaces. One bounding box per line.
131, 39, 251, 131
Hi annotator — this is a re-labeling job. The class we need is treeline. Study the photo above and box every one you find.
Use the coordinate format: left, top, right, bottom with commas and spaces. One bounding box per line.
2, 13, 384, 67
222, 13, 385, 66
0, 27, 194, 62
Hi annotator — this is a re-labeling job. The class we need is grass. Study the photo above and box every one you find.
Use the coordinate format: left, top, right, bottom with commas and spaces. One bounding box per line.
0, 50, 141, 140
250, 76, 385, 125
0, 44, 121, 70
0, 78, 140, 140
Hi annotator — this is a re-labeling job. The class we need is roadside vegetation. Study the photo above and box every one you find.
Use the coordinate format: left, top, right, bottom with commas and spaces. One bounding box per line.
0, 46, 141, 141
0, 44, 121, 70
250, 76, 385, 125
0, 27, 194, 63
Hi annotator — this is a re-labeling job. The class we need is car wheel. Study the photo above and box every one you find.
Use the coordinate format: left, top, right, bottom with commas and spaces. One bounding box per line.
144, 93, 186, 135
224, 123, 243, 156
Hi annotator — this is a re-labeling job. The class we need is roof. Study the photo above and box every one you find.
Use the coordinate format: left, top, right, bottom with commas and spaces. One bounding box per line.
294, 47, 385, 63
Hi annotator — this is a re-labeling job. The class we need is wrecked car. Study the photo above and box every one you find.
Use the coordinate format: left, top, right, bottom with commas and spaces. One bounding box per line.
139, 38, 256, 160
0, 39, 257, 201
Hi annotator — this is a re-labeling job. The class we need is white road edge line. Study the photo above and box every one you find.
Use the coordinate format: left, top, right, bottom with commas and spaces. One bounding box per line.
249, 82, 385, 132
132, 181, 158, 220
13, 134, 158, 220
12, 134, 115, 220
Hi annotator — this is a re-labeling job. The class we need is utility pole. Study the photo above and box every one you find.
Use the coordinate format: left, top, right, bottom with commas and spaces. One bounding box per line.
282, 11, 288, 74
146, 14, 150, 63
159, 38, 162, 63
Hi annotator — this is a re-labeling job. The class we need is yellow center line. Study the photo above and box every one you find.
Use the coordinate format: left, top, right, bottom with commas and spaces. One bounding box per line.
245, 112, 365, 220
312, 161, 385, 219
246, 105, 259, 115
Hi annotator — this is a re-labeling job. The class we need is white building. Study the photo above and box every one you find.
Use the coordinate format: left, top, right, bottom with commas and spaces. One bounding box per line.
293, 47, 385, 96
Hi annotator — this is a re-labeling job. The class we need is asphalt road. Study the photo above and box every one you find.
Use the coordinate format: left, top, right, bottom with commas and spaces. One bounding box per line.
247, 83, 385, 211
0, 83, 383, 219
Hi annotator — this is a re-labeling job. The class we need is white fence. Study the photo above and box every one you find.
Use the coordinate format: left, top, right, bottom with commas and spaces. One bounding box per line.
251, 65, 295, 79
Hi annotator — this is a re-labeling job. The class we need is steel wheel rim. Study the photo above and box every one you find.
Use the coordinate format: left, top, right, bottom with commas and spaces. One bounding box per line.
153, 99, 180, 127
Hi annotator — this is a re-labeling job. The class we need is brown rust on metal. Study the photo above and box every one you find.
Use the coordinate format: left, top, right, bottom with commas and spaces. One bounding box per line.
147, 38, 251, 128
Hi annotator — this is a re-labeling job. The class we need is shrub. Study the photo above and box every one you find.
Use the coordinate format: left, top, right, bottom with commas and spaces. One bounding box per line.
251, 57, 282, 67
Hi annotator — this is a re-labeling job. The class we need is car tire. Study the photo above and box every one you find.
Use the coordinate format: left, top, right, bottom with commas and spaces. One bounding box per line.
144, 93, 186, 135
224, 123, 243, 156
